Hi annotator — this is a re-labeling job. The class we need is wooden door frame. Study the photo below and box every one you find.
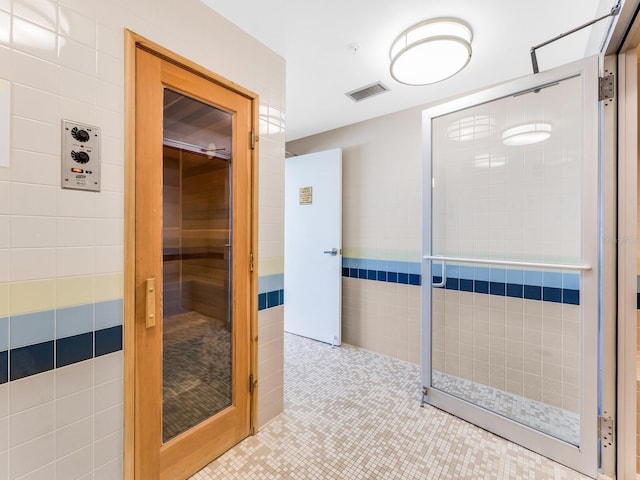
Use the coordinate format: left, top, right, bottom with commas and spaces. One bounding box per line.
123, 30, 259, 480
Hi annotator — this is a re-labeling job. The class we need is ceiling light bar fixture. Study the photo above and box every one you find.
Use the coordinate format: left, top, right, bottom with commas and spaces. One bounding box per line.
389, 18, 472, 86
530, 1, 620, 74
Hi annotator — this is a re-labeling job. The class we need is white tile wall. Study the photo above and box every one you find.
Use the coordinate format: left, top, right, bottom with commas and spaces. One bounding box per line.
0, 184, 7, 222
9, 151, 59, 187
56, 189, 95, 218
10, 248, 56, 281
432, 290, 580, 412
55, 417, 92, 458
431, 76, 583, 263
10, 216, 56, 248
12, 85, 58, 125
10, 432, 55, 478
341, 277, 421, 364
56, 218, 95, 247
9, 402, 54, 448
257, 306, 284, 428
56, 445, 93, 480
0, 12, 9, 45
10, 183, 56, 217
55, 389, 92, 428
1, 1, 285, 479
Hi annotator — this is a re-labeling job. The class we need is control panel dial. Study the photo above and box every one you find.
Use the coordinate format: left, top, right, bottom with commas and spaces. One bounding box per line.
71, 150, 90, 164
71, 127, 90, 142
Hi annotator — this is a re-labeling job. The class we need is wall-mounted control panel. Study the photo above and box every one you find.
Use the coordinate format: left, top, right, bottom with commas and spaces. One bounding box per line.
61, 120, 101, 192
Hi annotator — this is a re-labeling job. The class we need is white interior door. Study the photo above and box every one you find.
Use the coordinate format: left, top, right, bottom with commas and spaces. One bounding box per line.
422, 56, 600, 477
284, 149, 342, 345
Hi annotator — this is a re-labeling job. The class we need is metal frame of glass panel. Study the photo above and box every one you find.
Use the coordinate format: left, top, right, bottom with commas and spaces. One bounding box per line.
421, 56, 600, 476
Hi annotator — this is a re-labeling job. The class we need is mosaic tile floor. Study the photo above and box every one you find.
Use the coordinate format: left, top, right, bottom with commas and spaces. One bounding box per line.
192, 333, 591, 480
163, 311, 232, 442
431, 371, 580, 446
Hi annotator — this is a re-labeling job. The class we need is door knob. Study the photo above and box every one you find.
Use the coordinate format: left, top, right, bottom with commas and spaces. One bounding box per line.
323, 248, 338, 256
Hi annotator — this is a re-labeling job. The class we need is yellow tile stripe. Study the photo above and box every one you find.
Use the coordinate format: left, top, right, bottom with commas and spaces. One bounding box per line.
259, 256, 284, 276
11, 280, 56, 316
95, 272, 124, 302
0, 283, 8, 317
57, 276, 95, 309
3, 273, 124, 316
342, 248, 422, 263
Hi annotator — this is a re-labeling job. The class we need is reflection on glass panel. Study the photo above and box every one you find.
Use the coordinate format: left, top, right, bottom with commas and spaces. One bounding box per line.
162, 89, 233, 443
430, 76, 582, 446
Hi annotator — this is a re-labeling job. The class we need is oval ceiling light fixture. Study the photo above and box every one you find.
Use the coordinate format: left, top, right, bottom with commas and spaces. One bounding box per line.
389, 18, 473, 86
501, 123, 552, 146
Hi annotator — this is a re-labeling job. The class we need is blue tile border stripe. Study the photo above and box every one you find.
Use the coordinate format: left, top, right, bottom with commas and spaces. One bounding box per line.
2, 284, 287, 384
6, 299, 123, 350
0, 351, 7, 384
10, 341, 54, 381
0, 299, 124, 385
430, 275, 580, 305
95, 325, 123, 357
341, 267, 422, 286
56, 332, 93, 368
2, 325, 123, 384
342, 257, 422, 286
258, 289, 284, 311
342, 257, 581, 305
258, 274, 284, 295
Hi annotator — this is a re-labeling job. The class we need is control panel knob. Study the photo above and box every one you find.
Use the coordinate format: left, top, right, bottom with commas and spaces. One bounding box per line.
71, 150, 90, 164
71, 127, 90, 142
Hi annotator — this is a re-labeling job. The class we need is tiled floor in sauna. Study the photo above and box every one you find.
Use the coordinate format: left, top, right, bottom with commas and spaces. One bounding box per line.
192, 333, 590, 480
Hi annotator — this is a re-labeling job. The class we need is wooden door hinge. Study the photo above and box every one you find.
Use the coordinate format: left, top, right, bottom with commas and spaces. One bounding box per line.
250, 252, 254, 272
249, 373, 256, 394
250, 130, 256, 150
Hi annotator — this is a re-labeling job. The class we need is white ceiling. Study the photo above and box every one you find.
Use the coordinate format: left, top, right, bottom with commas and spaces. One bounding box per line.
201, 0, 616, 141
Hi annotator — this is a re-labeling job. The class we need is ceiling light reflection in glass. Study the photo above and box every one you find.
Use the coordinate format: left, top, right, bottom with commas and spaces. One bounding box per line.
474, 153, 506, 168
501, 122, 552, 146
447, 115, 494, 142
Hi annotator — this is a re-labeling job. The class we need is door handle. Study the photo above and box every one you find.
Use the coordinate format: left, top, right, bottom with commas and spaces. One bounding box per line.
146, 278, 156, 328
323, 248, 338, 256
432, 262, 446, 288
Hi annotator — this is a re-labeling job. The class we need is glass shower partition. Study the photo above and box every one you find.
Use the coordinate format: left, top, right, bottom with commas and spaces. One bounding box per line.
421, 58, 599, 476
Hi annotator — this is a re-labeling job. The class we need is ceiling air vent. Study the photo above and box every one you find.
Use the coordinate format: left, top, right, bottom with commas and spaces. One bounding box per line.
345, 82, 390, 102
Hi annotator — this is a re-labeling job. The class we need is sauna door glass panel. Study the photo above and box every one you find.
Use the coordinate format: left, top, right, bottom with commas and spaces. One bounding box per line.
162, 89, 233, 443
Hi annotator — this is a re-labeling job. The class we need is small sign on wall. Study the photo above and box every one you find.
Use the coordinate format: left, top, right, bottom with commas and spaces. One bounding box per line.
299, 186, 313, 205
0, 78, 9, 168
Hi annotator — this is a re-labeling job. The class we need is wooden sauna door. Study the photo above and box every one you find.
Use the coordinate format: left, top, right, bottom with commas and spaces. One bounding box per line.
133, 45, 253, 480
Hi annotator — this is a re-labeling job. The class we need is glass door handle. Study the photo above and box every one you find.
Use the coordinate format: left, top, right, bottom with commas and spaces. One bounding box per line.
423, 255, 591, 271
323, 248, 338, 256
432, 262, 446, 288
